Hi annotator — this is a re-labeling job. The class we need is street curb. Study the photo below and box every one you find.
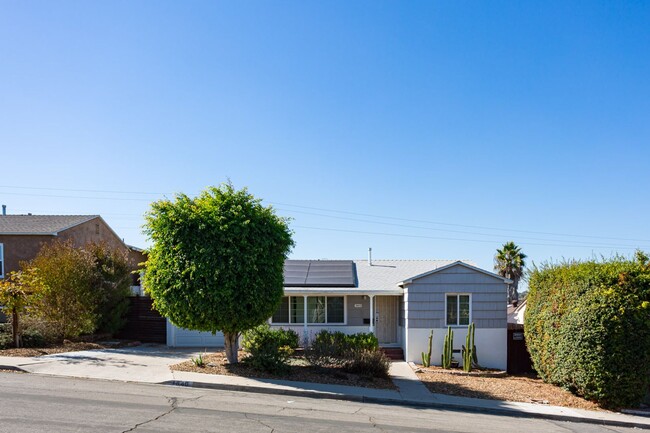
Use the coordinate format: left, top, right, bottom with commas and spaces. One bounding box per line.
0, 365, 27, 372
162, 379, 650, 430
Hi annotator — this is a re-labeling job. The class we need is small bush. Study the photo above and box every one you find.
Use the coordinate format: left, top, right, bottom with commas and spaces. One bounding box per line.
347, 349, 391, 378
0, 326, 11, 349
191, 352, 205, 367
21, 329, 46, 348
305, 330, 385, 375
242, 324, 297, 373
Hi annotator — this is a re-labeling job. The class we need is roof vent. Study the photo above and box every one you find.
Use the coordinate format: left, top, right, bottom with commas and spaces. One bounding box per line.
1, 205, 5, 216
368, 247, 372, 266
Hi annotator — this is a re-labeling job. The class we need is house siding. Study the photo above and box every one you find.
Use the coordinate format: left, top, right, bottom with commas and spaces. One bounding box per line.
404, 266, 507, 329
346, 295, 370, 326
0, 217, 138, 277
403, 263, 508, 369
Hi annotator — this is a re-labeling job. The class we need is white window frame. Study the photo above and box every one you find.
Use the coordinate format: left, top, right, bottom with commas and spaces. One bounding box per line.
306, 295, 347, 325
0, 243, 4, 279
445, 293, 471, 327
270, 296, 304, 325
270, 295, 347, 325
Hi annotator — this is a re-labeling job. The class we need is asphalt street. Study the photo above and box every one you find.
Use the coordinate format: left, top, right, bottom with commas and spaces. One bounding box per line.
0, 372, 641, 433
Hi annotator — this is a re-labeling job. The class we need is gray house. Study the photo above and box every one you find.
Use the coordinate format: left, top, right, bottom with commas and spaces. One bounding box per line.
167, 258, 511, 370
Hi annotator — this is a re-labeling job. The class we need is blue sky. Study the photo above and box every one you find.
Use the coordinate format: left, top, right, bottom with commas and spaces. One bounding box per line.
1, 1, 649, 274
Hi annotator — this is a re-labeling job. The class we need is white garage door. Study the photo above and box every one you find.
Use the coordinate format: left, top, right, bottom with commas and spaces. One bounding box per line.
167, 321, 225, 347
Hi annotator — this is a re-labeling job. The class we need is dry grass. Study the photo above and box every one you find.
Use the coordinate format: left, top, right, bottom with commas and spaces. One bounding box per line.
415, 366, 602, 411
0, 340, 140, 357
171, 350, 395, 390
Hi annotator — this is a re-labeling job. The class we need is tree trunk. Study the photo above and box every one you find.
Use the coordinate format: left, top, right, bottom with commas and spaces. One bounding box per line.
224, 332, 240, 364
12, 308, 20, 349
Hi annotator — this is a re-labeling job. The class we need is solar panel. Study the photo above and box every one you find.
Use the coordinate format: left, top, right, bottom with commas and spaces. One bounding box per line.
284, 260, 357, 287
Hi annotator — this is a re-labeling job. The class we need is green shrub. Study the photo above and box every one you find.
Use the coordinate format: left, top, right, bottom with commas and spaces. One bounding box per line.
305, 330, 384, 375
0, 324, 11, 349
88, 243, 132, 335
347, 349, 391, 378
525, 252, 650, 409
242, 324, 297, 373
21, 329, 46, 348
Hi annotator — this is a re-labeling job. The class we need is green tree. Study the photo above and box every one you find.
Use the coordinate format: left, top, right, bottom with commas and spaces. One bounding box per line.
87, 242, 132, 335
23, 240, 99, 340
494, 241, 527, 304
0, 270, 38, 348
143, 184, 293, 363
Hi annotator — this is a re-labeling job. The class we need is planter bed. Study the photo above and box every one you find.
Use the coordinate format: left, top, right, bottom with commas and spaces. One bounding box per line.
171, 350, 395, 390
415, 365, 602, 411
0, 339, 140, 357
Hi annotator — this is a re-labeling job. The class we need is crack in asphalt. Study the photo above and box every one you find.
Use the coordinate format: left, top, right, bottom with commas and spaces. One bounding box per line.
122, 396, 179, 433
244, 413, 275, 433
121, 395, 205, 432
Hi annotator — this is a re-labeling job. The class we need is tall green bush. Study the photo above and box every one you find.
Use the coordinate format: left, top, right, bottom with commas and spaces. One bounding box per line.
242, 324, 298, 373
87, 243, 132, 335
22, 240, 99, 340
525, 252, 650, 408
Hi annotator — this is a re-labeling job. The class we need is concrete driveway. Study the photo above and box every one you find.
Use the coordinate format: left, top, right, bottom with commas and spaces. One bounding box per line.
0, 344, 212, 383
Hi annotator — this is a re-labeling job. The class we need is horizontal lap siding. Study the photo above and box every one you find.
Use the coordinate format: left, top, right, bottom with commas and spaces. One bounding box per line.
347, 295, 369, 326
405, 265, 507, 329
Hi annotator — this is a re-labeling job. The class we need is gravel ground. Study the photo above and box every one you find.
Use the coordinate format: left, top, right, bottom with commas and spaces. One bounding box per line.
0, 340, 140, 357
171, 350, 396, 390
416, 366, 602, 411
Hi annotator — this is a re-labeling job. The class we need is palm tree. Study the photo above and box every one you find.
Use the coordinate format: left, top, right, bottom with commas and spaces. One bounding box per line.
494, 242, 527, 304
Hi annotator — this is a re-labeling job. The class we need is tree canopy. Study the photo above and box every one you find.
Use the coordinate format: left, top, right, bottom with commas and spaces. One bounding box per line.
143, 184, 294, 362
494, 241, 526, 304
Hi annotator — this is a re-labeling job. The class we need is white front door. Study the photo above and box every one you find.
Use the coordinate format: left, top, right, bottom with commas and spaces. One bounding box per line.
375, 296, 398, 344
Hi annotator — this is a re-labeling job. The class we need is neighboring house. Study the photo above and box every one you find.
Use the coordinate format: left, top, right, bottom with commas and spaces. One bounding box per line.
507, 299, 527, 326
167, 258, 511, 370
0, 213, 143, 281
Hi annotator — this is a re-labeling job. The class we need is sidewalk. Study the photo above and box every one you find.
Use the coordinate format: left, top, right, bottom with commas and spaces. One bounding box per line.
1, 347, 649, 429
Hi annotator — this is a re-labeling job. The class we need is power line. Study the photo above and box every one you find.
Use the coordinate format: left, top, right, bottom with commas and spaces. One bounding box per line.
276, 207, 643, 249
2, 184, 649, 244
293, 225, 647, 250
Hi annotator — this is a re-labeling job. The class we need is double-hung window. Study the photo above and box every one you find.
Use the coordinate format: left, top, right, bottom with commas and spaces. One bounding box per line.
271, 295, 345, 324
446, 294, 470, 326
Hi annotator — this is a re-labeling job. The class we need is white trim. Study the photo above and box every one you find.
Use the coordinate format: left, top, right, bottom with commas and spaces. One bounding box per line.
399, 261, 513, 285
0, 243, 4, 278
444, 293, 472, 327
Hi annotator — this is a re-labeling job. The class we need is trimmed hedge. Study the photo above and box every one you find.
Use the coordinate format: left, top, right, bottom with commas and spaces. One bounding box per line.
525, 252, 650, 409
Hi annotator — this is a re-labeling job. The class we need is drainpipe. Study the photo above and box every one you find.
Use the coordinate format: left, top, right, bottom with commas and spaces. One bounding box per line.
303, 296, 308, 343
369, 295, 375, 333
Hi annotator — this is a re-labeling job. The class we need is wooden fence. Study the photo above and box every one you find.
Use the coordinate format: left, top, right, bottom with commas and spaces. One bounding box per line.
116, 296, 167, 344
507, 323, 534, 374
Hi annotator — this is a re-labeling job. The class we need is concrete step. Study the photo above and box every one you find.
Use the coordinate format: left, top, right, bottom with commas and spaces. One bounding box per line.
380, 347, 404, 360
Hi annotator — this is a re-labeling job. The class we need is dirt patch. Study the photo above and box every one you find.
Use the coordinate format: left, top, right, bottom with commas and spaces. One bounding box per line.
415, 366, 602, 411
171, 351, 395, 390
0, 340, 140, 357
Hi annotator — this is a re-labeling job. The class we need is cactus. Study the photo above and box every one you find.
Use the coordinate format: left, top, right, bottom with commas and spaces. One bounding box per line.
421, 329, 433, 367
462, 322, 478, 372
441, 326, 453, 369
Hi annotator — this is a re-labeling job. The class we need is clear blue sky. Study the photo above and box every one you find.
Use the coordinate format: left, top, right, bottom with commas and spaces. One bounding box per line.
1, 1, 649, 274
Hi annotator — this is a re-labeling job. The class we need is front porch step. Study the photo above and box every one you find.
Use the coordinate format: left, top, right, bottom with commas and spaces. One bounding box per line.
380, 347, 404, 361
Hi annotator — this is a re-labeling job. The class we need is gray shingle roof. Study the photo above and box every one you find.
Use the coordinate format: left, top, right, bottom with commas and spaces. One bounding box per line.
0, 215, 99, 235
283, 259, 476, 294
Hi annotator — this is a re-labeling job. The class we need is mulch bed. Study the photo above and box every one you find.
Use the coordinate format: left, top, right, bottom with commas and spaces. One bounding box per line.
0, 340, 140, 357
415, 365, 602, 411
171, 351, 396, 390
